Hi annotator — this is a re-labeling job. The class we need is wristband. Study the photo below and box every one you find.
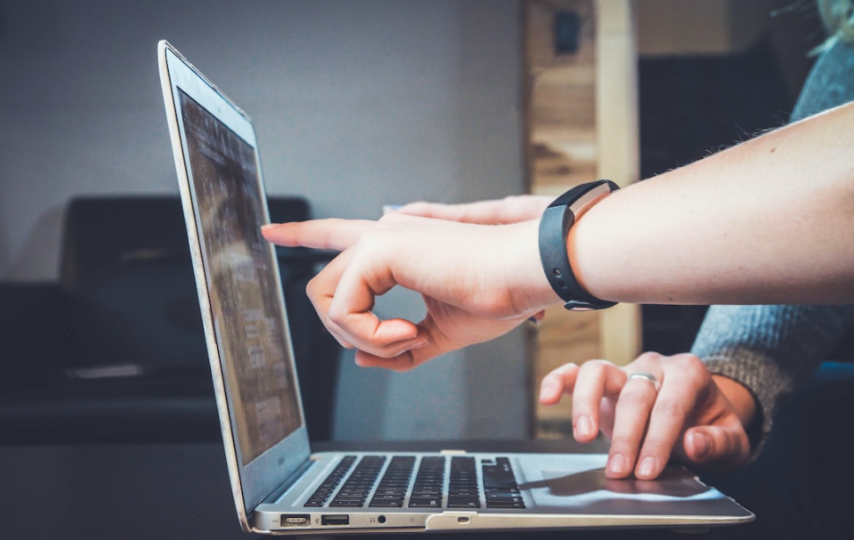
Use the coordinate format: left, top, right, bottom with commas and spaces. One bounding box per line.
538, 180, 619, 311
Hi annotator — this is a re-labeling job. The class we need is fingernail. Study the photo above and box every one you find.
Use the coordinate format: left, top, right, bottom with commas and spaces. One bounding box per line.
382, 205, 402, 215
608, 453, 629, 475
638, 456, 657, 478
261, 224, 277, 230
575, 415, 592, 439
692, 432, 711, 459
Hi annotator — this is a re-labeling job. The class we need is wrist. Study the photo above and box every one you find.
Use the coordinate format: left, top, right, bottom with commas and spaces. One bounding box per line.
540, 181, 620, 311
503, 220, 564, 314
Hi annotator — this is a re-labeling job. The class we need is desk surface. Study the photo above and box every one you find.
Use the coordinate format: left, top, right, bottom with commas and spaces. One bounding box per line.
0, 440, 710, 540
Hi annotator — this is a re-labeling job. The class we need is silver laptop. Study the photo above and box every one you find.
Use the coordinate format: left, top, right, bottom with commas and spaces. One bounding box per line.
157, 40, 753, 535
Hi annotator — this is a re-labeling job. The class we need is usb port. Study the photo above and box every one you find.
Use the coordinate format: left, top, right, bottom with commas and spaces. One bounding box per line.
280, 514, 310, 527
321, 514, 350, 526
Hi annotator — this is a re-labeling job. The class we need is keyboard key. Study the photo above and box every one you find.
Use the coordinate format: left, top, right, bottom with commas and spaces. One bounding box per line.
486, 493, 524, 501
329, 500, 364, 507
448, 495, 481, 508
487, 501, 526, 509
369, 500, 403, 508
409, 498, 442, 508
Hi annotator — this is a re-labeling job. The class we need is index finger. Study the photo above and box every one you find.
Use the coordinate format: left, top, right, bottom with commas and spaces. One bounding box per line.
261, 219, 376, 251
572, 361, 627, 443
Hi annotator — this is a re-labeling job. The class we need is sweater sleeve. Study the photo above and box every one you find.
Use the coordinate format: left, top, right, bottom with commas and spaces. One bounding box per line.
691, 305, 854, 456
690, 39, 854, 458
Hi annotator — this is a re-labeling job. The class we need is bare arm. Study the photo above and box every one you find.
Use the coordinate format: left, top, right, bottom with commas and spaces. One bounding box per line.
570, 102, 854, 306
263, 101, 854, 368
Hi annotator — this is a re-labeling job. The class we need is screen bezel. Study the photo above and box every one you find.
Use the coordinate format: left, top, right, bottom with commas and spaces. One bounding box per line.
158, 40, 310, 528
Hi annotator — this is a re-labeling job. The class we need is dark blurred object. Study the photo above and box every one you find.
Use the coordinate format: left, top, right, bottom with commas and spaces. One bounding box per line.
639, 41, 794, 355
0, 196, 339, 444
554, 11, 581, 55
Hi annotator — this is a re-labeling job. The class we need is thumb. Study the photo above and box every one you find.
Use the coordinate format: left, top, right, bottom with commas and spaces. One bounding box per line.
682, 424, 751, 468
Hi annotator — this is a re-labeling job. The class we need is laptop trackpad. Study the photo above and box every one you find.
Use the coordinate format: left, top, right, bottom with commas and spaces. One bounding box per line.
540, 467, 710, 498
521, 465, 719, 513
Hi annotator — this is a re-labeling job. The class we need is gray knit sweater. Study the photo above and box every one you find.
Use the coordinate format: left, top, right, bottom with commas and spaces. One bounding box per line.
691, 39, 854, 454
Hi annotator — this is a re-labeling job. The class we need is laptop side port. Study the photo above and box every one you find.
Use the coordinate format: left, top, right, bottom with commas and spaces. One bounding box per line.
321, 515, 350, 526
280, 514, 310, 527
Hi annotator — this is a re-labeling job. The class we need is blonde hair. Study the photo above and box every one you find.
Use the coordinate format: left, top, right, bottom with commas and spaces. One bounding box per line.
819, 0, 854, 43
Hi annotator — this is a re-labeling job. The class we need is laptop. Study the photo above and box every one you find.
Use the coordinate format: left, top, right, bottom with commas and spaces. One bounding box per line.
157, 40, 753, 535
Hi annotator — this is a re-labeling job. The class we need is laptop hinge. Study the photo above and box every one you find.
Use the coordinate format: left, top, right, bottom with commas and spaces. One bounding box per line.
259, 458, 315, 505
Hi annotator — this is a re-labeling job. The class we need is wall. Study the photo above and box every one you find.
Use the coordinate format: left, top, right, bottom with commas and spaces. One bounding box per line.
0, 0, 529, 440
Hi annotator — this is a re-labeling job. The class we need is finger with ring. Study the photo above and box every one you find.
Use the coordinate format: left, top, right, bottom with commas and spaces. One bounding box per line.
626, 372, 661, 392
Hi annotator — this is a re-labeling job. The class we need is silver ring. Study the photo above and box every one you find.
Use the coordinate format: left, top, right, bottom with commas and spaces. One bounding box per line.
627, 372, 661, 392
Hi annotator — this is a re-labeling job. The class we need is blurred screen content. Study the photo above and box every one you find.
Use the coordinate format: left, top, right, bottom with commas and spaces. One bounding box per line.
179, 91, 301, 464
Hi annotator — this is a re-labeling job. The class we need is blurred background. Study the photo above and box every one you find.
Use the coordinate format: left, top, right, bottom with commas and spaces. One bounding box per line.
0, 0, 529, 442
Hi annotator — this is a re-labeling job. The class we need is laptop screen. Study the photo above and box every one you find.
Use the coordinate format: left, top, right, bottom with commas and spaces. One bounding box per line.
179, 90, 302, 464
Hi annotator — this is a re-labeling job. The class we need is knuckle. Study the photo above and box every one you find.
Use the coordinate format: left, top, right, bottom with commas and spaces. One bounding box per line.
676, 354, 707, 376
557, 362, 579, 375
305, 275, 321, 295
327, 304, 348, 327
728, 428, 746, 454
675, 354, 711, 389
616, 390, 650, 409
717, 429, 734, 458
636, 351, 662, 364
585, 359, 616, 376
358, 228, 384, 249
378, 212, 405, 224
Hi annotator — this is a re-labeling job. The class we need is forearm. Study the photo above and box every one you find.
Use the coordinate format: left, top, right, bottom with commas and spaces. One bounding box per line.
569, 101, 854, 305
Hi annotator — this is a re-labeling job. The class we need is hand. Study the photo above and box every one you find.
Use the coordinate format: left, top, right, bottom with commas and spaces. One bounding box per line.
393, 195, 552, 224
392, 196, 553, 323
262, 213, 559, 371
539, 352, 756, 479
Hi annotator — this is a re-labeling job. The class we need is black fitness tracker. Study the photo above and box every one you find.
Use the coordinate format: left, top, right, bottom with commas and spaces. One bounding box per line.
538, 179, 620, 311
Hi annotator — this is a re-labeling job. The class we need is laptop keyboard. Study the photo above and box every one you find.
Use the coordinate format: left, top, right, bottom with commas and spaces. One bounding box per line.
304, 455, 525, 510
483, 457, 525, 509
304, 455, 357, 507
329, 455, 386, 507
370, 456, 416, 508
448, 456, 480, 508
408, 456, 444, 508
